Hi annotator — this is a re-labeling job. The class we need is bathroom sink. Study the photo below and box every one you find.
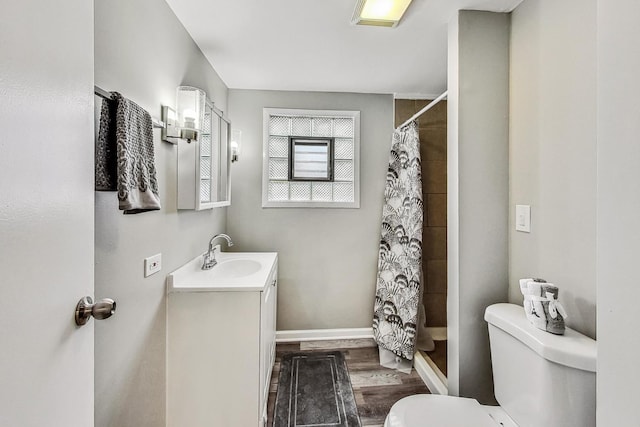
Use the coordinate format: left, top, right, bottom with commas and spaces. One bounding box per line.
167, 251, 278, 292
209, 259, 262, 279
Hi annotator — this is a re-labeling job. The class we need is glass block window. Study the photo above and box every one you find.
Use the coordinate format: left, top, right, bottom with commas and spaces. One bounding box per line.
263, 108, 360, 208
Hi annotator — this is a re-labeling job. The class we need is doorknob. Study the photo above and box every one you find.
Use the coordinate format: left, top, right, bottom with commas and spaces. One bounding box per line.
75, 296, 116, 326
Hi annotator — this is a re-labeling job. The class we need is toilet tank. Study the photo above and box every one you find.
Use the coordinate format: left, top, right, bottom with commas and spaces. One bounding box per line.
484, 304, 596, 427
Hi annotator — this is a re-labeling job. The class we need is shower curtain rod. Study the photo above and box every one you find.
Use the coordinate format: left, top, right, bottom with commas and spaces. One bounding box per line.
398, 90, 448, 129
94, 85, 165, 129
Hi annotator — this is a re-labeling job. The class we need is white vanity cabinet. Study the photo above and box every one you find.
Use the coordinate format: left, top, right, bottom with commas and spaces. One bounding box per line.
167, 254, 277, 427
259, 272, 277, 420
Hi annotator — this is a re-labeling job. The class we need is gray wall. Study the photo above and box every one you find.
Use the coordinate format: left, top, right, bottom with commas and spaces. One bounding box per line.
227, 89, 393, 330
509, 0, 597, 339
447, 11, 510, 404
94, 1, 228, 426
597, 0, 640, 423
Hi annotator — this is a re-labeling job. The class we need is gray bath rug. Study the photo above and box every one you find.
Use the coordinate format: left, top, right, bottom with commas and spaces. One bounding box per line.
273, 351, 361, 427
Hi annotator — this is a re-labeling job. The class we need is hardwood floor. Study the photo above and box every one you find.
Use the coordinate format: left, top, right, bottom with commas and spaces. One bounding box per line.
267, 339, 430, 427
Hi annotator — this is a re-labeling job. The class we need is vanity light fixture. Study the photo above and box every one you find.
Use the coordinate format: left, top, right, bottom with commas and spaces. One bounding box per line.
351, 0, 413, 28
162, 86, 207, 144
230, 130, 242, 163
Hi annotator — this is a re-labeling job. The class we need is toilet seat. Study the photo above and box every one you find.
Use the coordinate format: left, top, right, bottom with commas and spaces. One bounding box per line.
384, 394, 498, 427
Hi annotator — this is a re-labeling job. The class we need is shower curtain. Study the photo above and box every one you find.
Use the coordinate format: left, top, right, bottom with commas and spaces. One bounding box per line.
373, 121, 431, 371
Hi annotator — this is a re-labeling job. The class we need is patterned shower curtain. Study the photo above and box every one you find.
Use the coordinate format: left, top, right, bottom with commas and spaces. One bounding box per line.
373, 121, 423, 361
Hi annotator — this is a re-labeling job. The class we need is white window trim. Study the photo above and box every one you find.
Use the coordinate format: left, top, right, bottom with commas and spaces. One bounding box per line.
262, 108, 361, 208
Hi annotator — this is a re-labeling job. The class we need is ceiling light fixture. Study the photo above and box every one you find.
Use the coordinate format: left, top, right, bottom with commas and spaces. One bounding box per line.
351, 0, 413, 28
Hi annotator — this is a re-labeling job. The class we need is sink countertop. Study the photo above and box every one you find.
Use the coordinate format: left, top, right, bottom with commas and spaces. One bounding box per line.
167, 251, 278, 293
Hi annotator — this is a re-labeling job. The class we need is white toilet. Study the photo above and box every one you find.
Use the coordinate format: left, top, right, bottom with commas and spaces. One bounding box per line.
385, 303, 596, 427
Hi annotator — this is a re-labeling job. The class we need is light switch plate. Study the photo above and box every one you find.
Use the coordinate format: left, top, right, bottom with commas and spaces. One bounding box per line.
515, 205, 531, 233
144, 253, 162, 277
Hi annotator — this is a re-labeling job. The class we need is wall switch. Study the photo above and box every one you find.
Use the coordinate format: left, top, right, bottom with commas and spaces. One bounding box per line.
515, 205, 531, 233
144, 253, 162, 277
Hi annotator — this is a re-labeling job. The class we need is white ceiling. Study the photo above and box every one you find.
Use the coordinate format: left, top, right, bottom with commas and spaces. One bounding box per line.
166, 0, 523, 95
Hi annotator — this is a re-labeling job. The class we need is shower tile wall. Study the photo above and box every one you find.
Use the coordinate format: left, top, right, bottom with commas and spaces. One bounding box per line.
395, 99, 447, 327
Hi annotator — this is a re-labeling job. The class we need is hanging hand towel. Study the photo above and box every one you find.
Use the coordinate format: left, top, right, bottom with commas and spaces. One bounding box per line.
96, 97, 118, 191
96, 93, 161, 214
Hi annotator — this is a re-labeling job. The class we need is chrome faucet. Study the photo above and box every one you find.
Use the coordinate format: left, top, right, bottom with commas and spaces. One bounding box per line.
202, 233, 234, 270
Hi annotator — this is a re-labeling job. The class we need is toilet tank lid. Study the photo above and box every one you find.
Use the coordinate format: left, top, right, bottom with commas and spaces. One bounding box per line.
484, 303, 596, 372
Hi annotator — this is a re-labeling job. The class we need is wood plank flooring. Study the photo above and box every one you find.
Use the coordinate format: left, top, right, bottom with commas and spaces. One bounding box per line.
267, 339, 430, 427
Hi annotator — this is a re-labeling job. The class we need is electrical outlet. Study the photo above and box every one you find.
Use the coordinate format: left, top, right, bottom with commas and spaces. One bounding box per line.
144, 253, 162, 277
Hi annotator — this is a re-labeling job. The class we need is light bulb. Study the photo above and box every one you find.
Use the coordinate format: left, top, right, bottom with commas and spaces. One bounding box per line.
183, 109, 196, 129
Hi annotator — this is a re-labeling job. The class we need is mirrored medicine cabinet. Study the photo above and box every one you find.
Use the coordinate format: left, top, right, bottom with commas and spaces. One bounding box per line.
177, 100, 231, 210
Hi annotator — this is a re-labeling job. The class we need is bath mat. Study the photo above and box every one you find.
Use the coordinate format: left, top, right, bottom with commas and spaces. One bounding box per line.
273, 351, 361, 427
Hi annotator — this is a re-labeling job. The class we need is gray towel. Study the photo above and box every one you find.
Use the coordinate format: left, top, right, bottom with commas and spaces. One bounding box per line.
95, 97, 117, 191
96, 92, 161, 214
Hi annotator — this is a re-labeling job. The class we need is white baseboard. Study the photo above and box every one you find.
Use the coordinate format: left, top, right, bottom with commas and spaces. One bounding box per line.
414, 351, 448, 395
276, 327, 374, 343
